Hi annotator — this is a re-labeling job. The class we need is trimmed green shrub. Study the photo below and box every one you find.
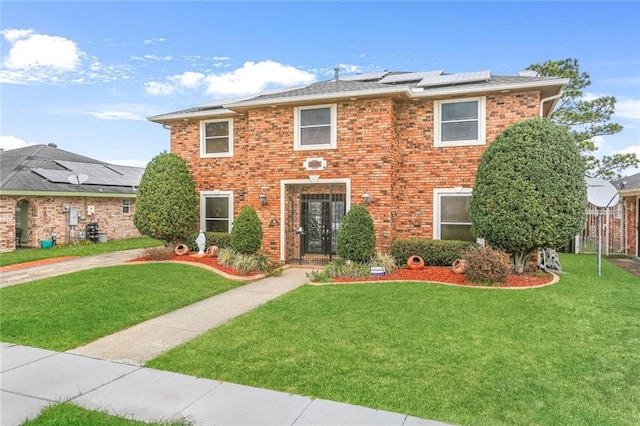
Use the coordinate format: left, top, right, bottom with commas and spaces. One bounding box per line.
336, 205, 376, 263
463, 245, 512, 284
391, 238, 474, 267
185, 232, 231, 252
321, 253, 398, 279
133, 152, 198, 249
230, 206, 263, 255
469, 118, 587, 273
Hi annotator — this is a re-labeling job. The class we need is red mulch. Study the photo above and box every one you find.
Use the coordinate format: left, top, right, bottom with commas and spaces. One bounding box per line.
332, 266, 554, 288
0, 256, 80, 272
129, 253, 260, 277
129, 254, 553, 288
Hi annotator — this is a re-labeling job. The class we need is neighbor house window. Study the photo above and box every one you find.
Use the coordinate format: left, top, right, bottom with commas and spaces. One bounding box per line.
201, 118, 233, 157
433, 188, 475, 242
122, 199, 131, 214
201, 191, 233, 232
434, 97, 486, 147
294, 104, 337, 150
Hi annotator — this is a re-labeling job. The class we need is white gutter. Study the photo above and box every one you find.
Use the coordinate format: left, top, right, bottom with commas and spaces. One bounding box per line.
540, 92, 564, 117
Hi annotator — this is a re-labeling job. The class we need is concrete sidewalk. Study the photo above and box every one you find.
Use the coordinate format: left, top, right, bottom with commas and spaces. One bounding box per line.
1, 343, 449, 426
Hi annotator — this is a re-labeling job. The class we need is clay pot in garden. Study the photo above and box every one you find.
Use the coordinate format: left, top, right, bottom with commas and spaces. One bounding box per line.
452, 259, 467, 274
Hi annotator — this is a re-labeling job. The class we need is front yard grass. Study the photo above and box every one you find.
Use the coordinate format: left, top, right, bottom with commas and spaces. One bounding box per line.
21, 403, 191, 426
0, 263, 243, 351
148, 254, 640, 426
0, 237, 162, 267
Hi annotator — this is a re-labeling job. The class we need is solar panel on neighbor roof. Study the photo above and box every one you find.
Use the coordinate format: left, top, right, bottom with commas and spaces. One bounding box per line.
379, 70, 444, 84
34, 160, 142, 186
417, 70, 491, 88
340, 71, 389, 82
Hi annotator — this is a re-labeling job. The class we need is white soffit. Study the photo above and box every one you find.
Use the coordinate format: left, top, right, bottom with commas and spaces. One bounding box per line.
418, 70, 491, 87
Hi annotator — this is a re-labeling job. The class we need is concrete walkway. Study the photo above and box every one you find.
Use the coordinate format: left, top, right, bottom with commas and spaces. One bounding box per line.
0, 250, 450, 425
68, 267, 311, 365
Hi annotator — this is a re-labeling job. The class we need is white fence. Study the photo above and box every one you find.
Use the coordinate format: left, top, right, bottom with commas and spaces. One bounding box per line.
575, 204, 625, 255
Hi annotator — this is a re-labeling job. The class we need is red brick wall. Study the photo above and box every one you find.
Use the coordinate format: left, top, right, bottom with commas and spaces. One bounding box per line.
0, 195, 140, 251
171, 91, 541, 260
623, 196, 638, 256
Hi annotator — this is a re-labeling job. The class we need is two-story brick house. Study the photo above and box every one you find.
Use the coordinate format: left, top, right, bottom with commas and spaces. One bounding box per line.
149, 69, 568, 263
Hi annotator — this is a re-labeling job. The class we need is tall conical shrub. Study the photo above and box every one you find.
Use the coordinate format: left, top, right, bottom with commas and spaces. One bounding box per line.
230, 206, 263, 254
336, 205, 376, 262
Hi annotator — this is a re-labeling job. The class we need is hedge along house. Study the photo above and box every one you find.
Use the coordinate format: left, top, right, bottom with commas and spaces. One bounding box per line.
0, 143, 144, 252
149, 69, 568, 264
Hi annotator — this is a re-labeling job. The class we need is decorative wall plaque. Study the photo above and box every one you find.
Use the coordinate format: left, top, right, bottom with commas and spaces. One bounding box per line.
303, 157, 327, 171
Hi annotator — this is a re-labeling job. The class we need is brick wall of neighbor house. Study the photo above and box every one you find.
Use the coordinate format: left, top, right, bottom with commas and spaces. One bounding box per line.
0, 195, 140, 251
171, 92, 541, 260
623, 196, 637, 256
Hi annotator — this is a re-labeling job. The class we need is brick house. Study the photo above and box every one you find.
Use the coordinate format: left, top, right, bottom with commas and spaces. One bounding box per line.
0, 143, 143, 251
149, 69, 568, 263
616, 173, 640, 258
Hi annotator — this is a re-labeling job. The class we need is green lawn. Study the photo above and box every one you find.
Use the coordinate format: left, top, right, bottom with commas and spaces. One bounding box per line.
0, 263, 243, 351
0, 237, 162, 267
148, 254, 640, 426
21, 403, 191, 426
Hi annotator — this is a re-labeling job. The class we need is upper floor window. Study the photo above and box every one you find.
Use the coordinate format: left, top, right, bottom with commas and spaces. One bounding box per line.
294, 104, 337, 150
122, 198, 131, 215
201, 118, 233, 158
434, 97, 486, 147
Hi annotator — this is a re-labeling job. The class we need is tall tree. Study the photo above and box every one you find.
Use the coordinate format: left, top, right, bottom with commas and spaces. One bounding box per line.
133, 152, 198, 249
527, 58, 637, 180
469, 118, 587, 274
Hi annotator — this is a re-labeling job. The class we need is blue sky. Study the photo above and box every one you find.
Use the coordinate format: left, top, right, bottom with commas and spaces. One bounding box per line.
1, 1, 639, 174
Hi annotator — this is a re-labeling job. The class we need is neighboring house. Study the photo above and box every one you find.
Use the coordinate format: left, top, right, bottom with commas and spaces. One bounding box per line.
0, 143, 144, 252
149, 69, 568, 263
616, 172, 640, 258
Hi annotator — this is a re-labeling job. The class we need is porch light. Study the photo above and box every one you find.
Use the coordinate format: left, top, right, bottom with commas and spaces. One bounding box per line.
362, 190, 371, 206
259, 187, 269, 206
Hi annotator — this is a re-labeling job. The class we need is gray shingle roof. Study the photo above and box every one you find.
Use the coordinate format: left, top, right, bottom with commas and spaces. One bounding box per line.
0, 144, 144, 195
149, 70, 567, 122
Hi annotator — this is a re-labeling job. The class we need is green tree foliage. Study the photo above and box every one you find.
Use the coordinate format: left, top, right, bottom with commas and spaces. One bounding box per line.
527, 58, 637, 179
469, 118, 587, 273
133, 152, 198, 249
336, 205, 376, 263
230, 206, 263, 255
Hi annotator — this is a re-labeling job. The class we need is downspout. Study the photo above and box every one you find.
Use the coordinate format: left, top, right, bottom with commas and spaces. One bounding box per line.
162, 124, 171, 130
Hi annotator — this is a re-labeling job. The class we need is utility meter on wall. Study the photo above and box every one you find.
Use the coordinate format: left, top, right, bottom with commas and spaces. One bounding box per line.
68, 208, 80, 226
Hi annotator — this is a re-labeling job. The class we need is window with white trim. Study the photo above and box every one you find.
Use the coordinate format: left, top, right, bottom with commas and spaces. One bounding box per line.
201, 119, 233, 157
434, 97, 486, 147
201, 191, 234, 232
433, 188, 475, 242
294, 104, 337, 150
122, 198, 131, 214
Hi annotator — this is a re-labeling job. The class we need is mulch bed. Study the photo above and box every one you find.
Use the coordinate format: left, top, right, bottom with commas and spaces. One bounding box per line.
131, 254, 553, 288
333, 266, 553, 288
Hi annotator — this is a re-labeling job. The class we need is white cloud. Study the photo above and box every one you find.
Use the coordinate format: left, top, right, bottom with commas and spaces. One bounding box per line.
615, 98, 640, 120
145, 60, 316, 98
2, 31, 81, 70
212, 56, 231, 61
169, 71, 205, 88
617, 145, 640, 176
145, 81, 175, 95
203, 60, 315, 97
591, 136, 604, 150
0, 135, 36, 150
89, 111, 146, 121
143, 37, 166, 45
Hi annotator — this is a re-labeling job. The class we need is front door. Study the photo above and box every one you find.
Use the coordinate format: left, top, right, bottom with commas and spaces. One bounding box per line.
300, 194, 345, 258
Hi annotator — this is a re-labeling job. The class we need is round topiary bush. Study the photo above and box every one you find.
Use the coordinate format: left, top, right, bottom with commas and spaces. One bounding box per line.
336, 205, 376, 263
230, 206, 263, 255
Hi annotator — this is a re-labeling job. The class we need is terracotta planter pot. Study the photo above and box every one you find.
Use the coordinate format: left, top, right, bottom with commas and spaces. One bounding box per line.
452, 258, 467, 274
174, 244, 189, 256
407, 255, 425, 270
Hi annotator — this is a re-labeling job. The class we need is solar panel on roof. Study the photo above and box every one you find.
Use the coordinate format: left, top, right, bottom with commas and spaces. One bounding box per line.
417, 70, 491, 87
379, 71, 443, 84
340, 71, 389, 82
32, 161, 142, 187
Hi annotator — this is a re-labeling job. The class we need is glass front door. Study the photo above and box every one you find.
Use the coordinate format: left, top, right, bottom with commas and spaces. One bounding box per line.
300, 194, 345, 257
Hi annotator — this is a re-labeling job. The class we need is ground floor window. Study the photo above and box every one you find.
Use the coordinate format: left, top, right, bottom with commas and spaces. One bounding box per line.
433, 188, 475, 242
122, 198, 131, 214
201, 191, 233, 232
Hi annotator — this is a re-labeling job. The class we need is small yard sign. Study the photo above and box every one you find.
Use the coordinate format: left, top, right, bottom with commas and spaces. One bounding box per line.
371, 266, 386, 276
